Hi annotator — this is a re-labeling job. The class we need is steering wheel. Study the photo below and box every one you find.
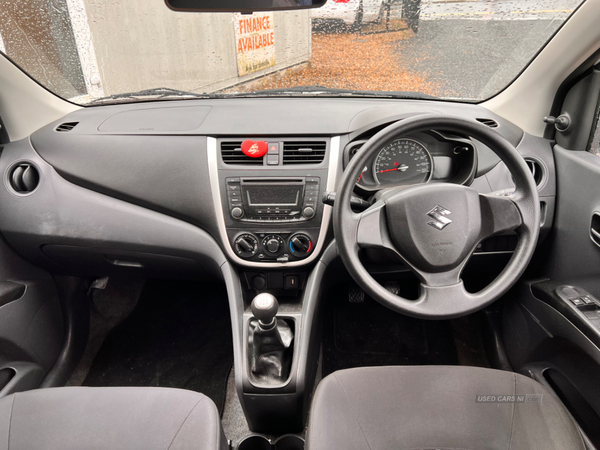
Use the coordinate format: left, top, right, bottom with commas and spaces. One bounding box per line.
334, 115, 540, 319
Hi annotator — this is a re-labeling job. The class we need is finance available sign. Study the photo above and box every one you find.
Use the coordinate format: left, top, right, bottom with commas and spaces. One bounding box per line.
234, 13, 276, 77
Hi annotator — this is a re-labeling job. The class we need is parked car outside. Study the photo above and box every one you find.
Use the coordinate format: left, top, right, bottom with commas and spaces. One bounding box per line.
311, 0, 388, 28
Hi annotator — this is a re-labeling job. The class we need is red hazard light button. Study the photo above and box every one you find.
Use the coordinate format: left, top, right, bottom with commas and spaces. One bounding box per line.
241, 140, 268, 158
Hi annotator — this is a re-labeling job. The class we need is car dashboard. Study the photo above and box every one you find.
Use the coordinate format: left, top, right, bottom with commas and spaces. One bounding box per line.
0, 97, 556, 277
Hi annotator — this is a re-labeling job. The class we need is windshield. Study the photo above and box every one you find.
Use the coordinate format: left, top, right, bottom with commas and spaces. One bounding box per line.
0, 0, 584, 105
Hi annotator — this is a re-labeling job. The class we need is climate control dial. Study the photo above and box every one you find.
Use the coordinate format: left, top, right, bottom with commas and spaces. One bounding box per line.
289, 233, 312, 258
262, 235, 285, 256
233, 234, 258, 258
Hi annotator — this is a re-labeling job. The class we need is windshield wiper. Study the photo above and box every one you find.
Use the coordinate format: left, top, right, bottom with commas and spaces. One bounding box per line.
231, 85, 437, 100
87, 85, 437, 105
87, 87, 222, 105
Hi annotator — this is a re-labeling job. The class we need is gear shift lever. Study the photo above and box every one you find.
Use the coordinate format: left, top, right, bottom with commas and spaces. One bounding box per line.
251, 293, 278, 331
249, 293, 294, 384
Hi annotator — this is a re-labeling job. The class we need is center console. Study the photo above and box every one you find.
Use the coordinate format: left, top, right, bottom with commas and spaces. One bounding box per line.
208, 136, 340, 434
209, 136, 339, 268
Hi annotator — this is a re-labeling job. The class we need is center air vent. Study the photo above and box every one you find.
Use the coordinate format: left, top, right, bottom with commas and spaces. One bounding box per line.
220, 142, 263, 165
8, 163, 40, 194
55, 122, 79, 132
282, 141, 326, 165
476, 118, 499, 128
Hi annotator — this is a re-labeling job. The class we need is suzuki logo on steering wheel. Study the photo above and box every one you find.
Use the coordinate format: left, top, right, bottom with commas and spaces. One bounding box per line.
427, 205, 452, 230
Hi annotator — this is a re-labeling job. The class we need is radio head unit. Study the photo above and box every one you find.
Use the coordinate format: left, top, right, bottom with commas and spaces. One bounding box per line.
226, 177, 320, 222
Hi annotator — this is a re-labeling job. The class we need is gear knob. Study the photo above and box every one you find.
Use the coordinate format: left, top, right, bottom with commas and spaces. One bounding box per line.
251, 293, 278, 329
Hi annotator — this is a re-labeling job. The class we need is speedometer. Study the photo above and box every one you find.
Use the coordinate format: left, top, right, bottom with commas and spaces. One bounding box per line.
373, 138, 433, 185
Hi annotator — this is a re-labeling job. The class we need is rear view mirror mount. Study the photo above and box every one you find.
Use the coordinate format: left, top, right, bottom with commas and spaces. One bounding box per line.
165, 0, 327, 14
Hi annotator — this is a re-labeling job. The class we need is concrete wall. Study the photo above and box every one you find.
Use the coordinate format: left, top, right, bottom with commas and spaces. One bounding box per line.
79, 0, 312, 97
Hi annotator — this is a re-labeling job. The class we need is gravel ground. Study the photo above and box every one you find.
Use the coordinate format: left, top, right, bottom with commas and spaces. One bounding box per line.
230, 15, 564, 100
229, 22, 438, 95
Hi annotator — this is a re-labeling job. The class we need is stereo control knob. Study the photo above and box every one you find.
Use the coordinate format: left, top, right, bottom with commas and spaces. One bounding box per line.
231, 207, 243, 219
302, 206, 315, 219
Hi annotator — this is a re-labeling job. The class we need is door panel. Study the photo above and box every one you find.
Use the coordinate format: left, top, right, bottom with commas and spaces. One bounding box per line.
540, 146, 600, 292
500, 146, 600, 448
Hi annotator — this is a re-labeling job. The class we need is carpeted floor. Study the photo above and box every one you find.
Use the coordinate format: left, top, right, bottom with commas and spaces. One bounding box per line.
322, 284, 460, 377
83, 280, 233, 413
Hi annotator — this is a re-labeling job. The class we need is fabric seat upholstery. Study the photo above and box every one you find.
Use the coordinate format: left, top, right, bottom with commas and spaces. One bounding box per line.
0, 386, 227, 450
307, 365, 585, 450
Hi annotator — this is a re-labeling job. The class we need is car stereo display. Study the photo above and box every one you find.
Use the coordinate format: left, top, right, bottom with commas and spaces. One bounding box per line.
225, 177, 320, 222
245, 185, 300, 206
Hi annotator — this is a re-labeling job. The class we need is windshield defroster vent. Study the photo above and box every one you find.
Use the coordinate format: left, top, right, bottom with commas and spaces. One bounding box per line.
282, 141, 326, 165
55, 122, 79, 132
476, 118, 499, 128
221, 142, 264, 165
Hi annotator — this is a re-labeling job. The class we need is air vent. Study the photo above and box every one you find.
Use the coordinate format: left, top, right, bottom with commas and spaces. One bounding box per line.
55, 122, 79, 132
524, 157, 545, 187
220, 142, 264, 165
9, 163, 40, 194
346, 140, 366, 161
282, 141, 327, 165
476, 118, 499, 128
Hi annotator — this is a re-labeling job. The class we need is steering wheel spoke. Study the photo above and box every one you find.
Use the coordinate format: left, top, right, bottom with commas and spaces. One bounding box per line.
416, 266, 464, 288
417, 281, 473, 312
479, 193, 523, 239
355, 201, 399, 254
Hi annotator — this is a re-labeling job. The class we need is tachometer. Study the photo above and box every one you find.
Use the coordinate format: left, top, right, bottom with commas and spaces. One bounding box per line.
373, 138, 432, 185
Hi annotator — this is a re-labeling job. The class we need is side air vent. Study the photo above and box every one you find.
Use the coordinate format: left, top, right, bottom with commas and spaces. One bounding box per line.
524, 157, 546, 188
8, 163, 40, 194
476, 118, 499, 128
220, 142, 263, 165
346, 140, 366, 161
282, 141, 327, 165
55, 122, 79, 132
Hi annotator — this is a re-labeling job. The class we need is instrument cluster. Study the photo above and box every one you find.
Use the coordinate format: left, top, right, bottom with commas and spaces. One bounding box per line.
346, 131, 478, 191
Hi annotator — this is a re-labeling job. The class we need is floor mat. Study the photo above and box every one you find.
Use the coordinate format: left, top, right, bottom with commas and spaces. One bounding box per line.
323, 284, 458, 377
84, 280, 233, 413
